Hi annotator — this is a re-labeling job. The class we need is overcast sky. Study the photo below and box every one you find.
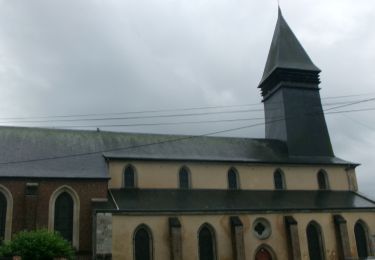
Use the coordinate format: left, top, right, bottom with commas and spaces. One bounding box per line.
0, 0, 374, 196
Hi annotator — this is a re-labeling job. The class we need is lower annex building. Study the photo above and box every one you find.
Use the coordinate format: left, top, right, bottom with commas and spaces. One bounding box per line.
0, 8, 374, 260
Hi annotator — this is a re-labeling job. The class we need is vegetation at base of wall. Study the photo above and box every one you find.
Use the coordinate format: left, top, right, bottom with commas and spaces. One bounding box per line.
0, 229, 74, 260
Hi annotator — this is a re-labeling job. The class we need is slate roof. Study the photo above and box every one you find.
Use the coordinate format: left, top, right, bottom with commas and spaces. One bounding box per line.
0, 126, 354, 179
259, 8, 320, 85
95, 189, 375, 212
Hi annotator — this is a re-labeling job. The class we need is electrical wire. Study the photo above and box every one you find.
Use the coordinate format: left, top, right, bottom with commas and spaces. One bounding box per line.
48, 107, 375, 129
0, 97, 374, 125
0, 92, 373, 121
0, 98, 374, 165
0, 121, 267, 166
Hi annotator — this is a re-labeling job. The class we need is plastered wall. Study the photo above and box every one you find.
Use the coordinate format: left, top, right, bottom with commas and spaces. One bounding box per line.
108, 161, 352, 191
110, 211, 375, 260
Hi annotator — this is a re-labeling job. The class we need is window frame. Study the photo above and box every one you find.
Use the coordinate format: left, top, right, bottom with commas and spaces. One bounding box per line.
48, 186, 80, 249
179, 166, 191, 189
317, 170, 329, 190
0, 185, 13, 242
227, 167, 239, 190
54, 191, 74, 243
133, 224, 153, 260
123, 164, 137, 188
354, 220, 373, 258
306, 221, 325, 260
274, 169, 286, 190
198, 223, 217, 260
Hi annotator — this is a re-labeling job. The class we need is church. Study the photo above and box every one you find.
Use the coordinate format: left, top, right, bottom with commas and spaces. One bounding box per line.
0, 8, 374, 260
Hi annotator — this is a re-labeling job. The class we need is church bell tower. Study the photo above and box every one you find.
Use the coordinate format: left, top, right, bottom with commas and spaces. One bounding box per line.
259, 8, 334, 157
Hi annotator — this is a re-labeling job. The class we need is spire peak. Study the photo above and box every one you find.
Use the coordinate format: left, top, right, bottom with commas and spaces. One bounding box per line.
258, 9, 320, 89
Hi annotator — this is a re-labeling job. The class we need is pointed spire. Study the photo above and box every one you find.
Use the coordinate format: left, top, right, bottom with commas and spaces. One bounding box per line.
259, 8, 320, 86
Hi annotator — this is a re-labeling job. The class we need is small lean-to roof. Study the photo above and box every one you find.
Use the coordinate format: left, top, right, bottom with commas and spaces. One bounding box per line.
96, 189, 375, 213
0, 126, 353, 179
259, 8, 320, 85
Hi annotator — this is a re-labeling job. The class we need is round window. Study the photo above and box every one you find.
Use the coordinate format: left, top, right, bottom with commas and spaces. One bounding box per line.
252, 218, 271, 240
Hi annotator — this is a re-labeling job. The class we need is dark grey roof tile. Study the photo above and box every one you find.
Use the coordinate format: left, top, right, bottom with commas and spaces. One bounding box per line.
0, 126, 354, 178
259, 8, 320, 85
104, 189, 375, 212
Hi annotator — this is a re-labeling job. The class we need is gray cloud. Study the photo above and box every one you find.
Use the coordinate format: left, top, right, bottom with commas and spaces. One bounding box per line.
0, 0, 374, 196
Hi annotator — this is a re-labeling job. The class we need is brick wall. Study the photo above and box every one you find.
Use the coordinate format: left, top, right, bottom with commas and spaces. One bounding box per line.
0, 178, 108, 256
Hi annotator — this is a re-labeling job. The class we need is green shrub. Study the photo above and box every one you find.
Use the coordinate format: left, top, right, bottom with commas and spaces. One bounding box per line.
0, 229, 75, 260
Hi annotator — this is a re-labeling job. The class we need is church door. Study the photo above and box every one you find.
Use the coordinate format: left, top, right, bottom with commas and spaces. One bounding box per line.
255, 247, 272, 260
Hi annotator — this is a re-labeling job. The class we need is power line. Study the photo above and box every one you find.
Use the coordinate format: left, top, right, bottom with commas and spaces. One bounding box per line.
0, 108, 263, 124
1, 97, 374, 126
321, 91, 375, 100
326, 107, 375, 114
0, 121, 268, 166
55, 117, 264, 128
0, 103, 263, 120
0, 92, 374, 121
0, 97, 374, 125
0, 99, 374, 166
324, 97, 375, 111
30, 107, 375, 129
341, 114, 375, 132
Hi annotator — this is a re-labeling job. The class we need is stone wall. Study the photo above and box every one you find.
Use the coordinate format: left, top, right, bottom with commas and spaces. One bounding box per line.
95, 213, 112, 257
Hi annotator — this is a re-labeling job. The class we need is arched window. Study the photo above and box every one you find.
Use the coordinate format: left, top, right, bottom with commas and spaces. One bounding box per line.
306, 222, 325, 260
228, 168, 239, 190
134, 225, 153, 260
54, 192, 73, 242
0, 192, 6, 241
317, 170, 328, 190
124, 165, 136, 188
49, 186, 80, 249
355, 221, 370, 258
198, 224, 216, 260
274, 169, 285, 190
179, 167, 190, 189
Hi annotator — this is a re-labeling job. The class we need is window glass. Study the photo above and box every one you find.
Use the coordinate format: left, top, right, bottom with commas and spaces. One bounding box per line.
54, 192, 73, 242
179, 167, 190, 189
124, 166, 135, 188
134, 227, 152, 260
306, 223, 324, 260
355, 221, 369, 258
274, 170, 284, 190
228, 169, 238, 190
199, 226, 215, 260
317, 171, 328, 190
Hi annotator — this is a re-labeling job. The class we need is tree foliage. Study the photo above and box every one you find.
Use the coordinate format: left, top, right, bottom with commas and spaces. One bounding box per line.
0, 229, 74, 260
